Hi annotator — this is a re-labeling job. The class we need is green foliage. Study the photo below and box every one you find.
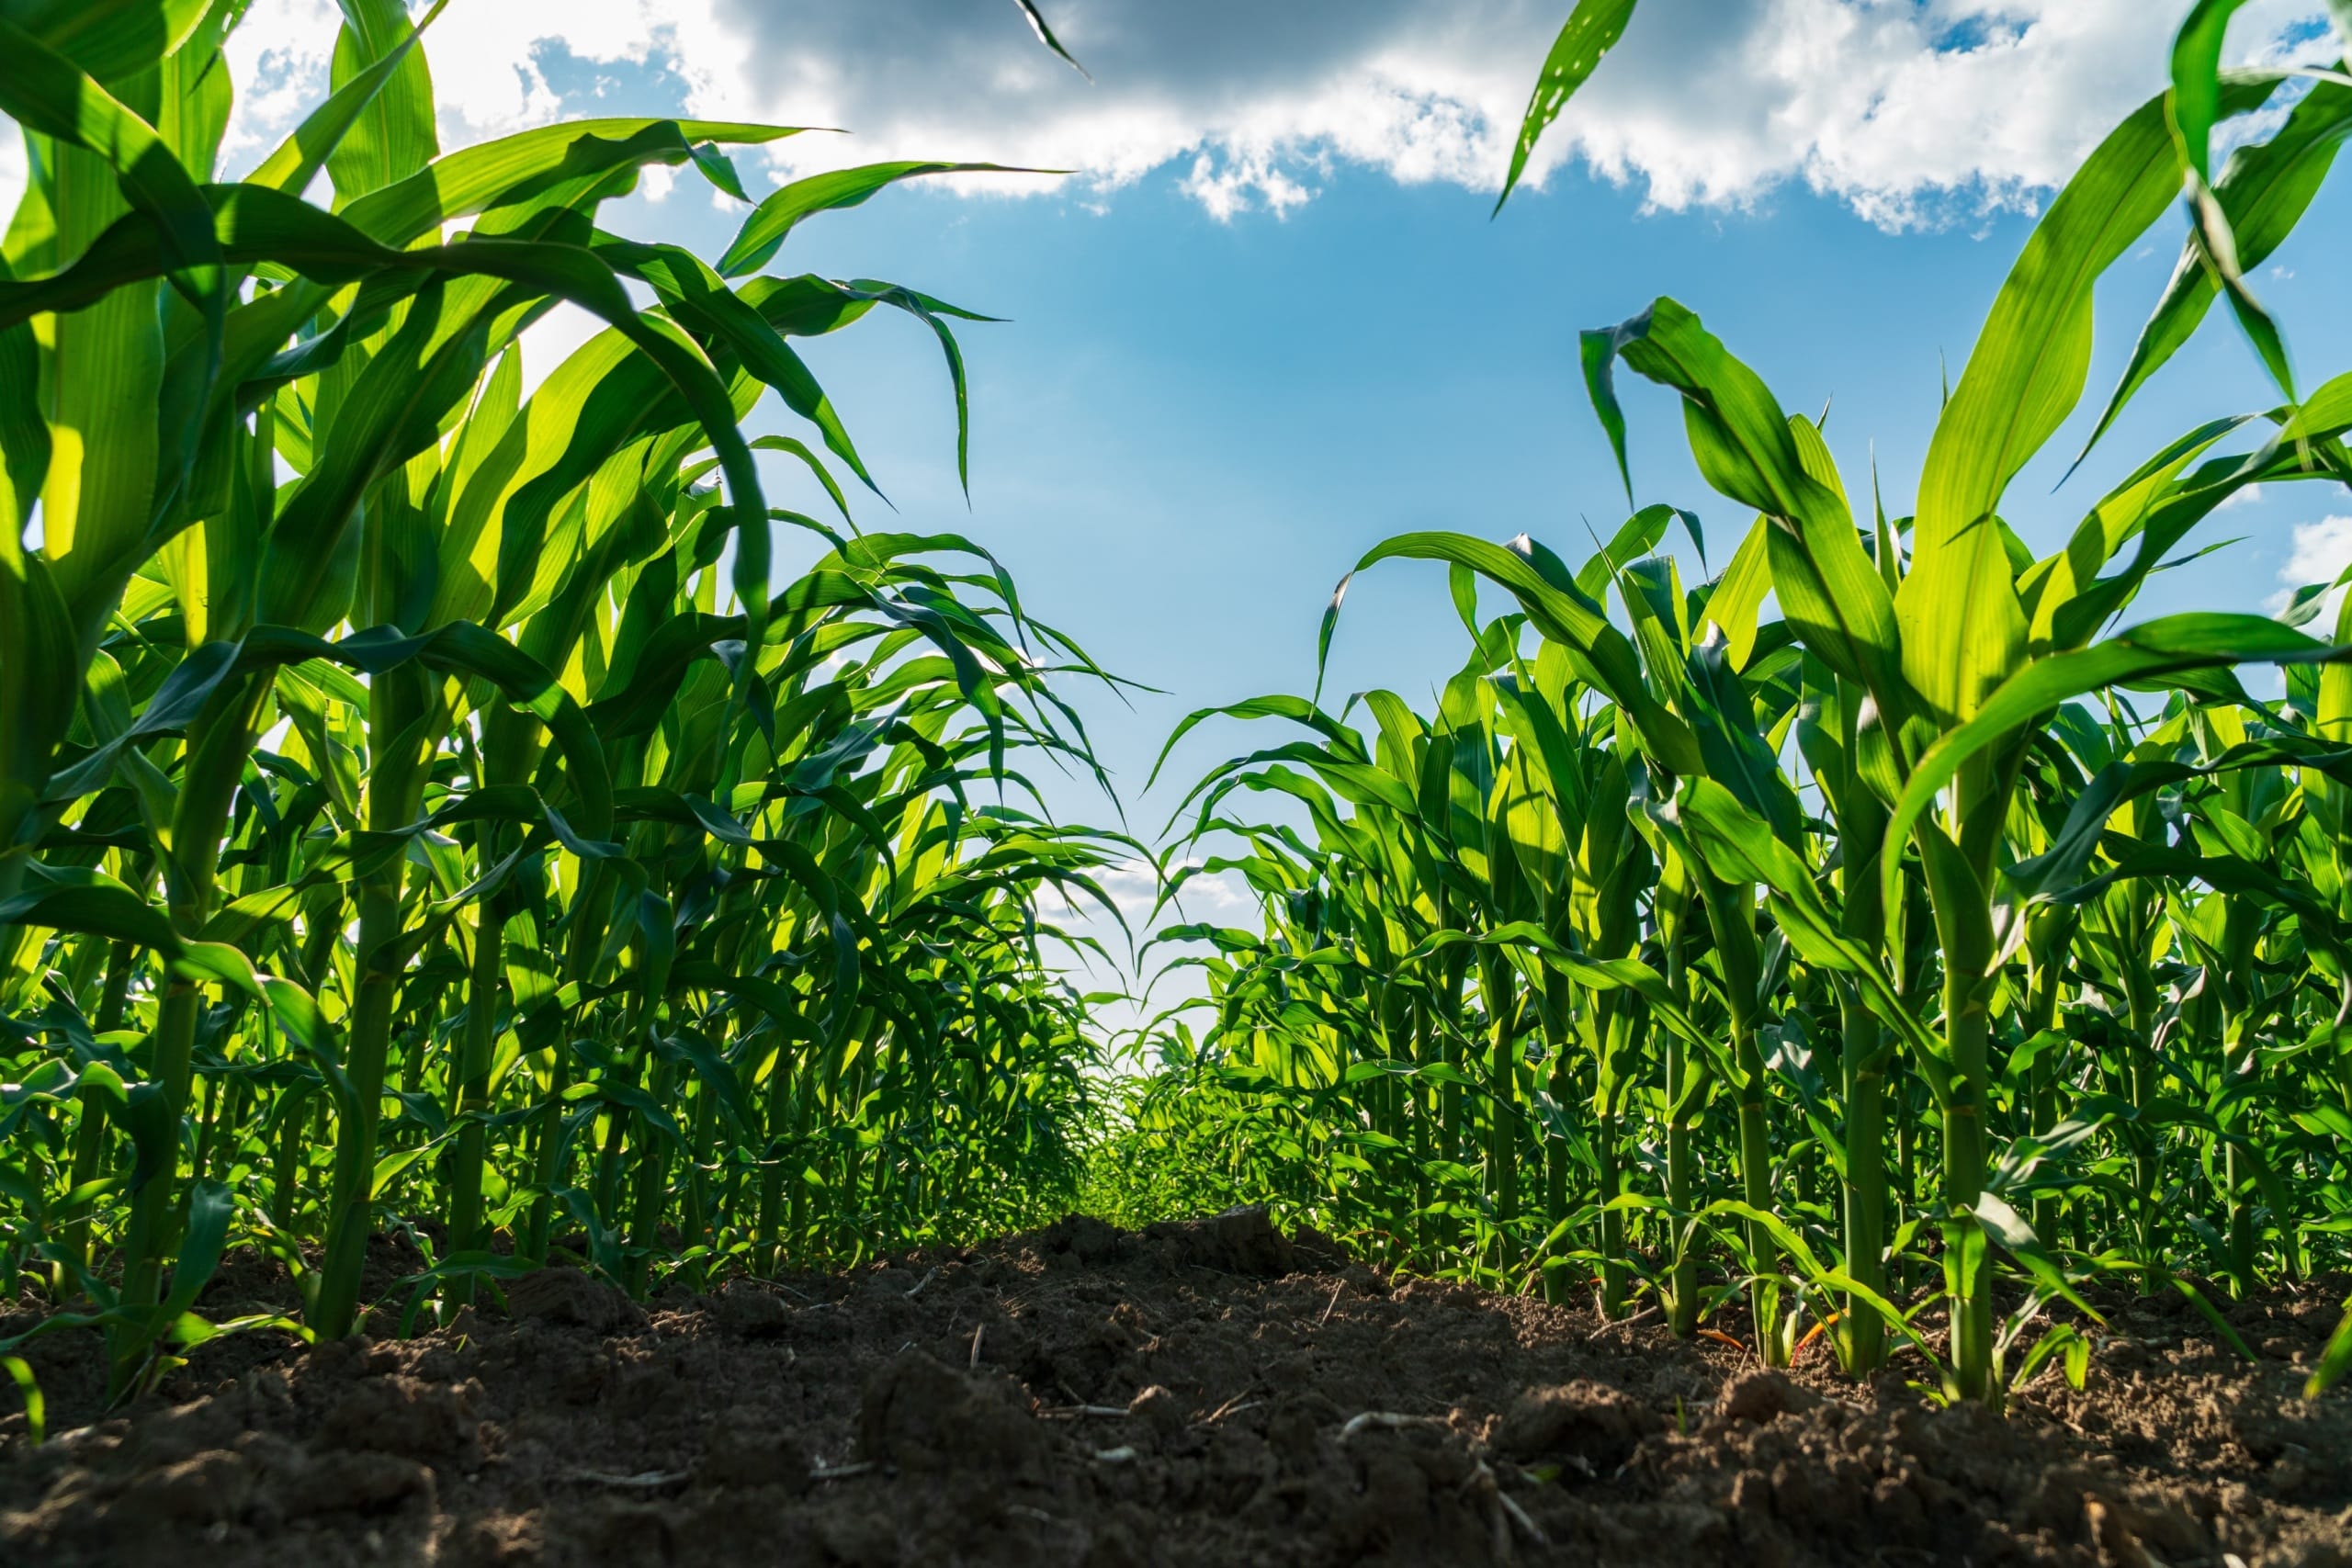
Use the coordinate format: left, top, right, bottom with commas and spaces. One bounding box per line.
0, 1, 1131, 1400
1127, 1, 2352, 1404
1494, 0, 1638, 214
10, 0, 2352, 1431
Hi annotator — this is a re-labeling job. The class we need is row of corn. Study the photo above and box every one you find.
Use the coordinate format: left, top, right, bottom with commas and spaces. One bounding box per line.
0, 3, 1134, 1409
1114, 0, 2352, 1404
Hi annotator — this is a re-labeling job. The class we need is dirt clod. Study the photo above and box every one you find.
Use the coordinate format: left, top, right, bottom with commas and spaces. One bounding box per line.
1126, 1383, 1187, 1439
1498, 1380, 1659, 1470
1715, 1369, 1819, 1427
270, 1449, 438, 1519
123, 1449, 254, 1524
319, 1374, 481, 1464
1144, 1203, 1295, 1278
856, 1348, 1046, 1477
504, 1267, 647, 1335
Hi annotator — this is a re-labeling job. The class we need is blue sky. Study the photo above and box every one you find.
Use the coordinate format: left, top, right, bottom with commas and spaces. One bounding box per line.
18, 0, 2349, 1021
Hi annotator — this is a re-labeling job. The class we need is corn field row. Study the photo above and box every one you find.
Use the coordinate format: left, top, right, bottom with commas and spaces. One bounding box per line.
1109, 0, 2352, 1406
4, 0, 2352, 1426
0, 2, 1138, 1410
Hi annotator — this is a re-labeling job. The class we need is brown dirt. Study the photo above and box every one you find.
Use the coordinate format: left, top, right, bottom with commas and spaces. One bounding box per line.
3, 1210, 2348, 1567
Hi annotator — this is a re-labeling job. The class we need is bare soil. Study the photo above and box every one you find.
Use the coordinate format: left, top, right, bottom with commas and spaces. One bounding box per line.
3, 1210, 2348, 1566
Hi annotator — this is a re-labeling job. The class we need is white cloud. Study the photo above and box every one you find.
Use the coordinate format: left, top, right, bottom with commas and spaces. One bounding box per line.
2268, 513, 2352, 621
214, 0, 725, 173
217, 0, 340, 173
1181, 152, 1317, 221
1077, 856, 1254, 931
663, 0, 2341, 227
1161, 862, 1257, 919
2, 2, 2340, 230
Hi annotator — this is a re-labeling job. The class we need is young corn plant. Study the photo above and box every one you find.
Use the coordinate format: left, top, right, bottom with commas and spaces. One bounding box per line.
1111, 0, 2352, 1406
0, 1, 1132, 1409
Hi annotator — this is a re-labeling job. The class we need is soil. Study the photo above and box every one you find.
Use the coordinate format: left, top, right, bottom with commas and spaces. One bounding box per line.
3, 1210, 2348, 1567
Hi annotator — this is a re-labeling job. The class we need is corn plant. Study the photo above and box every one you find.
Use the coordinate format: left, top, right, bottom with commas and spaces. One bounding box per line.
0, 1, 1130, 1406
1117, 0, 2352, 1405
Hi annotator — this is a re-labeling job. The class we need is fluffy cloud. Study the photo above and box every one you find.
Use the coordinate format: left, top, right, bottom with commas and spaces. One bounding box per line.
5, 1, 2342, 230
2271, 514, 2352, 621
1069, 857, 1254, 934
213, 0, 730, 168
440, 0, 2336, 227
610, 0, 2346, 225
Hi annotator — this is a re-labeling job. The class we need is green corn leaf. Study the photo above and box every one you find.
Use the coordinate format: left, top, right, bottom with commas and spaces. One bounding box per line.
0, 867, 180, 950
2168, 1, 2250, 186
2158, 8, 2298, 409
1012, 0, 1090, 79
1883, 613, 2346, 928
1333, 530, 1702, 776
323, 0, 441, 206
2009, 738, 2352, 901
1702, 1198, 1946, 1369
1973, 1192, 2100, 1321
0, 19, 220, 291
339, 118, 809, 248
1148, 696, 1368, 790
1662, 778, 1941, 1071
248, 0, 450, 197
2082, 82, 2352, 463
1905, 85, 2254, 725
1495, 0, 1640, 214
1589, 300, 1917, 763
1704, 516, 1773, 670
718, 162, 1036, 278
1915, 86, 2211, 565
0, 532, 79, 829
0, 1355, 41, 1447
1, 0, 213, 87
2310, 1297, 2352, 1397
659, 1028, 760, 1134
0, 14, 225, 652
1573, 504, 1679, 602
153, 1179, 233, 1323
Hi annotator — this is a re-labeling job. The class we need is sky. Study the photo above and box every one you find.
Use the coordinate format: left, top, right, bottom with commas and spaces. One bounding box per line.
10, 0, 2352, 1035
